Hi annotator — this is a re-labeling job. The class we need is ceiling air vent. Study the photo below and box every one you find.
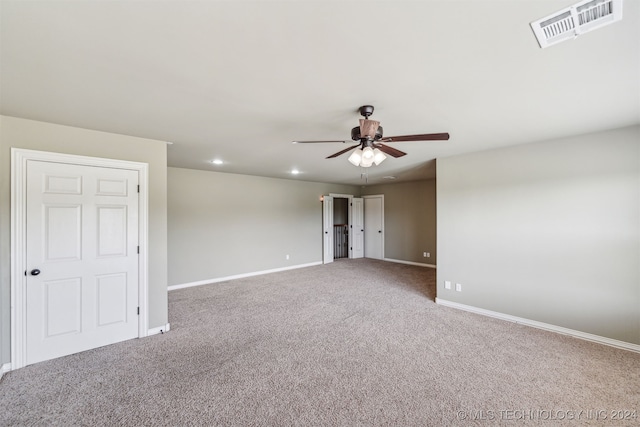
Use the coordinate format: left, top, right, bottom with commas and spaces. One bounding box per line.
530, 0, 623, 48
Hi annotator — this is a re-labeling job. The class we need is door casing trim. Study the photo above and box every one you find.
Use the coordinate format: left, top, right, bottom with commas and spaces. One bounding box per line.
329, 193, 355, 259
10, 148, 149, 369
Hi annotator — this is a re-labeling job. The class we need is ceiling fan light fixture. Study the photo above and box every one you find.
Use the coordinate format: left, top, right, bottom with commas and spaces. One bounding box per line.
360, 156, 374, 167
347, 146, 384, 167
348, 148, 363, 166
373, 148, 387, 165
359, 148, 375, 166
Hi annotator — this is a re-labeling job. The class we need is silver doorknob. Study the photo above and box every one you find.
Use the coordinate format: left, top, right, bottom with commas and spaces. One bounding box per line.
30, 269, 41, 276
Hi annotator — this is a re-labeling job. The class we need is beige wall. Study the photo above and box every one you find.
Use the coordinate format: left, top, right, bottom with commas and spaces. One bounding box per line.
0, 116, 169, 364
168, 167, 359, 286
362, 179, 437, 265
437, 125, 640, 345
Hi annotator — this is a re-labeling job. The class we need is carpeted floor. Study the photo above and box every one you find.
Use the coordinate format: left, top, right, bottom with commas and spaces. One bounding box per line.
1, 259, 639, 426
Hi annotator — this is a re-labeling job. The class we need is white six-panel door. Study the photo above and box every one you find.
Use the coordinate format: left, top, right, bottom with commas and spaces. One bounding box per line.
25, 160, 140, 365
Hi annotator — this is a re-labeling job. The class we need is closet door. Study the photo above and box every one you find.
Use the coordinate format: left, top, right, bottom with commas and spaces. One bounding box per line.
351, 198, 364, 259
322, 196, 334, 264
25, 160, 140, 365
364, 195, 384, 259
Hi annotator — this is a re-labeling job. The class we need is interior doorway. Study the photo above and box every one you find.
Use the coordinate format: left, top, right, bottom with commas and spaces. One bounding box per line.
333, 198, 349, 259
322, 193, 364, 264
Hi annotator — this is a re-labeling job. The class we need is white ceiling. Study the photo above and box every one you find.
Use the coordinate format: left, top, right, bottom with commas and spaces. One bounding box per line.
1, 0, 638, 185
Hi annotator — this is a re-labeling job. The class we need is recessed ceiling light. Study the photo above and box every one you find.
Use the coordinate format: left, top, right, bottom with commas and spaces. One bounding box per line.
211, 159, 223, 165
291, 169, 300, 175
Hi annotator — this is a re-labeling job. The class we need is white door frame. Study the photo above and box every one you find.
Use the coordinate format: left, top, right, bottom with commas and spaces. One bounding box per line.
329, 193, 354, 258
10, 148, 149, 369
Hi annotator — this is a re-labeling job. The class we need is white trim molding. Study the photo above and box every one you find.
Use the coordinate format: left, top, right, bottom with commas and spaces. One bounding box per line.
1, 363, 12, 380
328, 193, 354, 200
148, 324, 171, 336
384, 258, 436, 268
10, 148, 150, 369
169, 261, 322, 291
436, 298, 640, 353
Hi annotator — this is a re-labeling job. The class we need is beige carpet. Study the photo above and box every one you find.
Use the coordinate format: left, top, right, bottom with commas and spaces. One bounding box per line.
1, 259, 639, 426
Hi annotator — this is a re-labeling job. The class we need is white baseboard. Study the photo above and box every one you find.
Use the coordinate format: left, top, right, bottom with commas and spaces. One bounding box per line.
168, 261, 323, 291
147, 323, 171, 336
1, 362, 12, 380
384, 258, 436, 268
436, 298, 640, 353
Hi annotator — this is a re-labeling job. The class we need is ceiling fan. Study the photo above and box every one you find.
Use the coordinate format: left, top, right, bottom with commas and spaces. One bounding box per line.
293, 105, 449, 167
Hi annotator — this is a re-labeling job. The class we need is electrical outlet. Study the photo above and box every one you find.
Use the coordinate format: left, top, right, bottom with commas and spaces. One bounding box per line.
286, 254, 289, 260
426, 252, 430, 258
444, 281, 451, 290
423, 252, 427, 257
455, 283, 462, 292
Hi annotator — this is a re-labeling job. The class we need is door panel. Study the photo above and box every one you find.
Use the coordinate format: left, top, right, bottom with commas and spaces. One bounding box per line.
26, 160, 139, 365
44, 278, 82, 337
97, 206, 128, 256
44, 174, 82, 194
96, 273, 128, 326
96, 178, 128, 196
44, 205, 82, 261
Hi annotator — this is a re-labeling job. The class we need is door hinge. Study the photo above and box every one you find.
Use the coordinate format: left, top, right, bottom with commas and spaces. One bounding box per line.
137, 185, 140, 193
24, 270, 27, 276
137, 246, 140, 254
137, 307, 140, 315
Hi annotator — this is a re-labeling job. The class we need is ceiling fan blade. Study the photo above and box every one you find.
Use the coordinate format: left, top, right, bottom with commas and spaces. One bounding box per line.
375, 143, 406, 158
379, 132, 450, 142
359, 119, 380, 139
326, 144, 358, 159
293, 140, 350, 144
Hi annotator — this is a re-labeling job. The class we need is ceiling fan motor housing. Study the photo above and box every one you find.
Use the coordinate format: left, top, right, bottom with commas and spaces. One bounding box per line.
351, 125, 383, 141
359, 105, 375, 118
